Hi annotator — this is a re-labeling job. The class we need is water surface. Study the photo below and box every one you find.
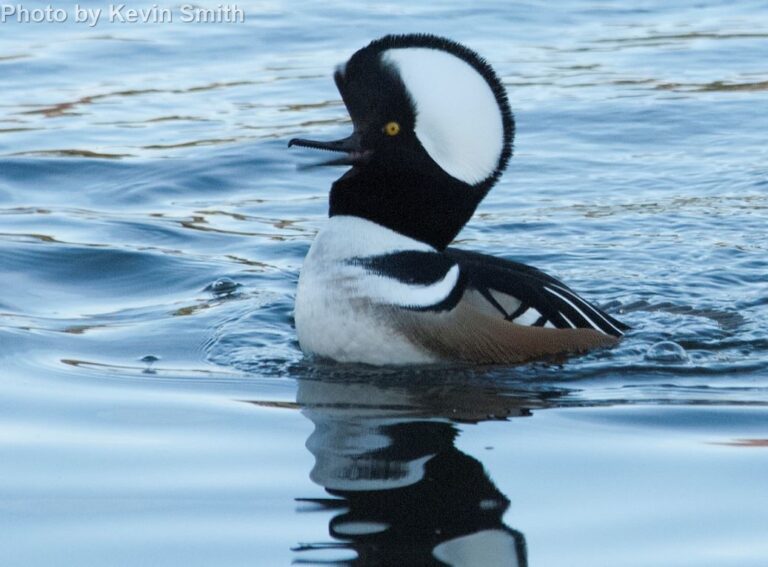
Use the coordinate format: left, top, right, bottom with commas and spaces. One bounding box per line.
1, 1, 767, 565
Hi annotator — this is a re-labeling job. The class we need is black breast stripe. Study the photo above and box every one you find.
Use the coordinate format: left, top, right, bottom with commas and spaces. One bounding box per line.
348, 250, 456, 285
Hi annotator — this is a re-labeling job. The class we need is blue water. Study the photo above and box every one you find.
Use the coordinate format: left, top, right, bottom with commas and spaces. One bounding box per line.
1, 1, 767, 565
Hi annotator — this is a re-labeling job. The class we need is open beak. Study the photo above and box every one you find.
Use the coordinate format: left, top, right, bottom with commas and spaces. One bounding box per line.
288, 131, 372, 167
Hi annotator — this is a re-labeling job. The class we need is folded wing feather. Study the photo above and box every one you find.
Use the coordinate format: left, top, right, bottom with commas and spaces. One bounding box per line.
351, 247, 628, 364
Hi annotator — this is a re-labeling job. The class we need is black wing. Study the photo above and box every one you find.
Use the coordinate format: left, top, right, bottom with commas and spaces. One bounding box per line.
445, 248, 629, 338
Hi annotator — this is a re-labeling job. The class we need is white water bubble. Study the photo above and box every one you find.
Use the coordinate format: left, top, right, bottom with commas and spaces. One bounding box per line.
645, 341, 689, 363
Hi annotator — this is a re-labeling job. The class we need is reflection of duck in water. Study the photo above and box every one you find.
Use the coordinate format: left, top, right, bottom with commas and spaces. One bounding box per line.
293, 378, 531, 566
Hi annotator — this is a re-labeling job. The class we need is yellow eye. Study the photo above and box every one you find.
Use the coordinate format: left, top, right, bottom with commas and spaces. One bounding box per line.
383, 121, 400, 136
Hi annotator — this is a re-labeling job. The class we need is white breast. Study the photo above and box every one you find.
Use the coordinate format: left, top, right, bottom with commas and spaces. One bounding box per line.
295, 216, 440, 365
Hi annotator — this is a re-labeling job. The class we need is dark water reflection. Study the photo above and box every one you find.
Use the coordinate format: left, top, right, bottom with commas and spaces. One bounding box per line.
293, 378, 534, 566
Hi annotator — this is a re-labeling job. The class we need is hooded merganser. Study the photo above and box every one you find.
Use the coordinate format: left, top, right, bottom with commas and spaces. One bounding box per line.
290, 34, 628, 365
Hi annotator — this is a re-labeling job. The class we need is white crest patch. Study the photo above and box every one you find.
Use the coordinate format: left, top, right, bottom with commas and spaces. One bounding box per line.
383, 47, 504, 185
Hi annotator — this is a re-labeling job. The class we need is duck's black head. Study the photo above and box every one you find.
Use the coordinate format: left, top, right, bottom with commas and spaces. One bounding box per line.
290, 34, 514, 250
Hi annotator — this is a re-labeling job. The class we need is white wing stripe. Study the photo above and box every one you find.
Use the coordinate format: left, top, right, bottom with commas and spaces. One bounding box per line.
548, 283, 624, 335
560, 312, 576, 328
544, 286, 604, 332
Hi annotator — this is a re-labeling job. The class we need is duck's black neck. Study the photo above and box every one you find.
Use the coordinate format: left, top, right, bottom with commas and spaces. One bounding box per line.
329, 166, 485, 250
